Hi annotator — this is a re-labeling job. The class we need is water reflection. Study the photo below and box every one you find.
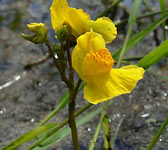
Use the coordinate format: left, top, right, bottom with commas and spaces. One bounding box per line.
0, 72, 26, 90
0, 108, 6, 115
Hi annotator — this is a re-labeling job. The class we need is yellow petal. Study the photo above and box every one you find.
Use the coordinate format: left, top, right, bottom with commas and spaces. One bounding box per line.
84, 65, 145, 104
87, 17, 117, 43
72, 31, 106, 79
50, 0, 69, 32
68, 8, 91, 37
50, 0, 90, 37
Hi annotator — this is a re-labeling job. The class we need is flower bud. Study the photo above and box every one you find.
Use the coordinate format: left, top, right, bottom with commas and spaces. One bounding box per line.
21, 23, 48, 44
56, 25, 69, 42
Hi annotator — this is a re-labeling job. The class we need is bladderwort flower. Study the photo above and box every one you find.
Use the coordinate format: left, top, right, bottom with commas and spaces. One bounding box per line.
72, 31, 145, 104
50, 0, 117, 43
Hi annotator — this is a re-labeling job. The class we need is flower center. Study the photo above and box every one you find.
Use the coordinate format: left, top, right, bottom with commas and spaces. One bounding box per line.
82, 48, 114, 76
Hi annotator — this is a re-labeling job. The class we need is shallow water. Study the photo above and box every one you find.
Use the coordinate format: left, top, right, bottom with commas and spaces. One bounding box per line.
0, 0, 168, 150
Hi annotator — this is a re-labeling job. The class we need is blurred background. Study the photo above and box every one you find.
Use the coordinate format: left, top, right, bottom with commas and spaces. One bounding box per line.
0, 0, 168, 149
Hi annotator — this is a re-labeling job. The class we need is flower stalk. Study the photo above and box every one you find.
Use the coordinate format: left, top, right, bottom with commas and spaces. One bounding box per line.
46, 38, 80, 150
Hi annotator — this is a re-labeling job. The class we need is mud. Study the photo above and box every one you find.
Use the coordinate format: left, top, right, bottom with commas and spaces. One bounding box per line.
0, 0, 168, 150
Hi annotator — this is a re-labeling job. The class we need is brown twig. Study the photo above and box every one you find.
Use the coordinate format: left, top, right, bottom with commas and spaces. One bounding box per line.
24, 53, 51, 70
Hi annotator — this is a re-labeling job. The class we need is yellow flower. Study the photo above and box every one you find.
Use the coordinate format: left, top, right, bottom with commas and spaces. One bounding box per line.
72, 31, 145, 104
50, 0, 117, 43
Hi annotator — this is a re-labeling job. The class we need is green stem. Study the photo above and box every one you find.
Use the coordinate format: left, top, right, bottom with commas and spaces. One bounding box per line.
89, 101, 109, 150
26, 103, 92, 150
147, 115, 168, 150
116, 23, 134, 68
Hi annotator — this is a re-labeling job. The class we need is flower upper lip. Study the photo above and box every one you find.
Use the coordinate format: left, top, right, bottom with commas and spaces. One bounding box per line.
50, 0, 117, 43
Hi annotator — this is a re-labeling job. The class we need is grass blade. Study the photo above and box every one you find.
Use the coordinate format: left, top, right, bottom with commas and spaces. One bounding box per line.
2, 123, 57, 150
113, 13, 168, 60
33, 105, 104, 149
137, 40, 168, 69
128, 0, 143, 24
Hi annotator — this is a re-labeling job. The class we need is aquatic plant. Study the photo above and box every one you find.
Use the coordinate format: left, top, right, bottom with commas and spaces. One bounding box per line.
2, 0, 168, 150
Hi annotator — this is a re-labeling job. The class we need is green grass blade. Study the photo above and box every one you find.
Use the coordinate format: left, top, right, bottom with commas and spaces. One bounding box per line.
116, 0, 142, 67
113, 13, 168, 60
2, 123, 57, 150
33, 105, 104, 149
128, 0, 143, 24
159, 0, 166, 15
137, 40, 168, 69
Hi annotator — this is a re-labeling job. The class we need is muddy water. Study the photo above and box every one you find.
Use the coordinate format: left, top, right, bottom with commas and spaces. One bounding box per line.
0, 0, 168, 150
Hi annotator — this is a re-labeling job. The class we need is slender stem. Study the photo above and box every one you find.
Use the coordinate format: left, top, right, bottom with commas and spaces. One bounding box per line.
143, 0, 160, 46
116, 9, 168, 26
26, 103, 92, 150
68, 88, 79, 150
65, 37, 79, 150
111, 118, 124, 150
66, 38, 74, 82
59, 41, 67, 73
73, 79, 82, 100
45, 41, 61, 71
147, 115, 168, 150
158, 0, 166, 41
96, 0, 122, 19
118, 2, 130, 15
89, 101, 109, 150
24, 54, 50, 69
46, 41, 71, 86
116, 23, 134, 68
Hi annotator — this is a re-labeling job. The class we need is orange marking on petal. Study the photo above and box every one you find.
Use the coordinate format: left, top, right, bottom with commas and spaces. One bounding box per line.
82, 48, 114, 76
